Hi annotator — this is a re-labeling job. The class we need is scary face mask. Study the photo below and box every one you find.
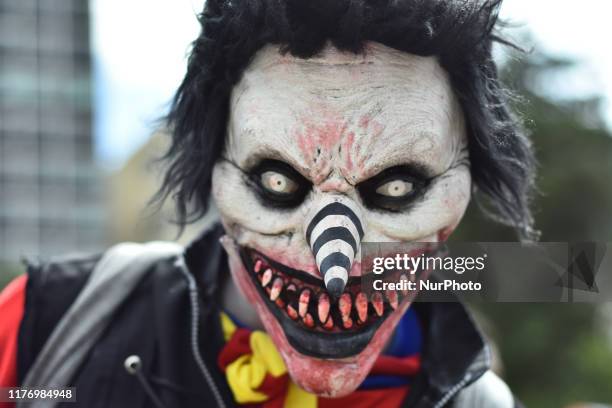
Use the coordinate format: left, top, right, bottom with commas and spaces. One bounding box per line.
213, 42, 471, 397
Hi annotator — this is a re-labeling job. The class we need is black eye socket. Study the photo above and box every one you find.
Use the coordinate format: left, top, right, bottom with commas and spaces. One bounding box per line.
248, 159, 311, 208
357, 165, 430, 212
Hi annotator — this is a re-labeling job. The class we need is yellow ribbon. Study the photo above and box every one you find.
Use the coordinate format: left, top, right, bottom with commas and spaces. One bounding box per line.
220, 313, 317, 407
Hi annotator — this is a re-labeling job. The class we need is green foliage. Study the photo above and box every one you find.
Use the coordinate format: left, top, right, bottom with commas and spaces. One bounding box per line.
456, 47, 612, 407
483, 304, 612, 407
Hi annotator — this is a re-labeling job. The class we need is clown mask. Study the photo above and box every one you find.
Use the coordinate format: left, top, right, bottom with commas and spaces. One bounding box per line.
213, 42, 471, 397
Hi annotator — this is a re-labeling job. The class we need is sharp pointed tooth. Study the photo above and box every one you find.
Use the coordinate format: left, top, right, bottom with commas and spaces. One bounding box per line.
261, 269, 273, 287
386, 290, 398, 310
302, 313, 314, 328
339, 293, 352, 316
318, 293, 330, 325
254, 259, 263, 273
299, 289, 311, 318
371, 292, 384, 317
285, 283, 298, 319
339, 293, 353, 329
287, 304, 298, 320
323, 317, 334, 330
270, 277, 283, 301
355, 292, 368, 324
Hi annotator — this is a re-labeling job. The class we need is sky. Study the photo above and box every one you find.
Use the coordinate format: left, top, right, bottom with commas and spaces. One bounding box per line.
91, 0, 612, 168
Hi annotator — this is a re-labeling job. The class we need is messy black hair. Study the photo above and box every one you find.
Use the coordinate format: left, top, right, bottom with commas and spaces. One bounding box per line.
155, 0, 537, 239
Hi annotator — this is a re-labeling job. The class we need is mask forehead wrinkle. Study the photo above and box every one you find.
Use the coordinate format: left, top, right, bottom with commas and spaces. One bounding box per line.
333, 51, 466, 181
228, 42, 466, 186
355, 82, 466, 181
227, 78, 312, 174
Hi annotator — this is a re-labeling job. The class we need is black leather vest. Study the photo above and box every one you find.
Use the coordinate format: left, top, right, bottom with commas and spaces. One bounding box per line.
17, 225, 496, 408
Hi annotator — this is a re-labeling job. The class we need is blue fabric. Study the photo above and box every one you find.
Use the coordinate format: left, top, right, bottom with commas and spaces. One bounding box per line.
383, 307, 422, 357
359, 307, 422, 389
359, 375, 412, 389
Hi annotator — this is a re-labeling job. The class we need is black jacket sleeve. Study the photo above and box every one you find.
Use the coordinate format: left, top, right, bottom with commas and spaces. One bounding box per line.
17, 253, 101, 384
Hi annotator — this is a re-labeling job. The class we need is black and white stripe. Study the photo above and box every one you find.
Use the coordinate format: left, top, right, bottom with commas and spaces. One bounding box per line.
306, 200, 364, 297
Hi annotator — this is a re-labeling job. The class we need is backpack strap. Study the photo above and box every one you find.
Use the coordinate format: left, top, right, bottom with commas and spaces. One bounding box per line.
19, 241, 183, 408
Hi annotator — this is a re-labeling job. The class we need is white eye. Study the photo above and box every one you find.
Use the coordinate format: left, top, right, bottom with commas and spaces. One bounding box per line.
261, 171, 298, 195
375, 179, 413, 197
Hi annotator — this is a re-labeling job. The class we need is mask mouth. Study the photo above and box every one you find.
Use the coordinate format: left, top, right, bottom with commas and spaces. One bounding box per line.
239, 247, 409, 359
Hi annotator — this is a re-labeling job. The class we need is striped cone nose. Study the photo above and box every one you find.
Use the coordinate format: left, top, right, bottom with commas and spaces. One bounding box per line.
305, 198, 364, 298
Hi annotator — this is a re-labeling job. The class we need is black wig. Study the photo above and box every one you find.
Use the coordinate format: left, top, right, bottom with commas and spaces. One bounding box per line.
156, 0, 537, 239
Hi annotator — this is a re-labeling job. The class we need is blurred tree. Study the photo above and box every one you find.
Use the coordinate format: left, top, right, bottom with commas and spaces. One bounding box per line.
455, 45, 612, 407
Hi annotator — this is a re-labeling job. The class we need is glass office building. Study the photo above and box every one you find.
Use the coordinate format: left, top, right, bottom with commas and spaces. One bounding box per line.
0, 0, 106, 262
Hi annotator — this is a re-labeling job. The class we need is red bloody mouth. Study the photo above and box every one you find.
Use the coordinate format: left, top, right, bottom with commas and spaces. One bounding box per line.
240, 247, 408, 358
